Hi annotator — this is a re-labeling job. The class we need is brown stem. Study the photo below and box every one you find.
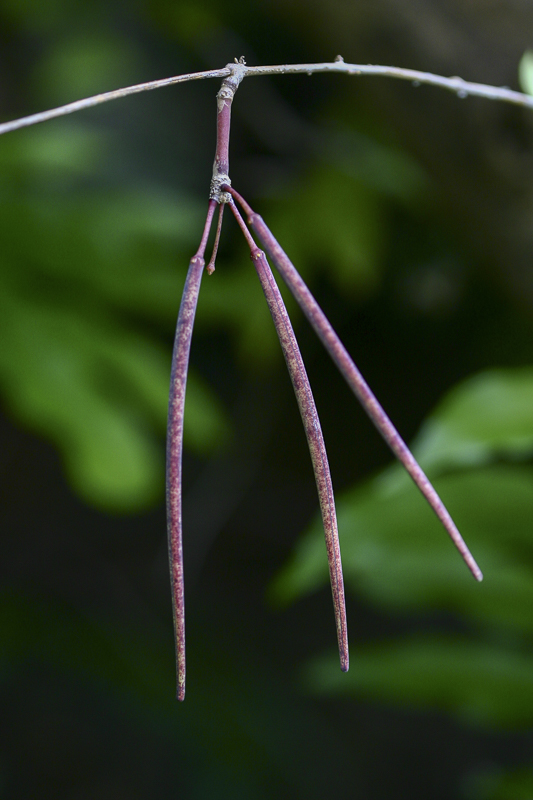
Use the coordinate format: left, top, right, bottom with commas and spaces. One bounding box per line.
167, 200, 216, 701
227, 186, 483, 583
229, 199, 349, 670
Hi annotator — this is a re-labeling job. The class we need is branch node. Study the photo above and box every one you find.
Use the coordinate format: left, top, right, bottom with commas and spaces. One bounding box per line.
220, 61, 247, 96
209, 174, 231, 202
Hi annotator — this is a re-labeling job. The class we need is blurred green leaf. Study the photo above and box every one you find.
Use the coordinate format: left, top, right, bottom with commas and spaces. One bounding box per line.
304, 636, 533, 728
411, 367, 533, 473
34, 32, 143, 103
518, 50, 533, 97
272, 465, 533, 633
466, 766, 533, 800
184, 371, 231, 454
0, 284, 231, 510
198, 262, 281, 367
324, 126, 430, 204
266, 163, 384, 294
0, 122, 110, 178
273, 366, 533, 728
0, 291, 166, 510
376, 366, 533, 500
0, 123, 231, 510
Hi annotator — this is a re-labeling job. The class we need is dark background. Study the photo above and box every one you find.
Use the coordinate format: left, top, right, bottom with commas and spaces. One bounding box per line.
1, 1, 533, 798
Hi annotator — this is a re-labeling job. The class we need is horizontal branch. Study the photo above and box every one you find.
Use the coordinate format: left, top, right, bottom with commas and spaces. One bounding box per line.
0, 66, 232, 135
245, 59, 533, 108
1, 58, 532, 135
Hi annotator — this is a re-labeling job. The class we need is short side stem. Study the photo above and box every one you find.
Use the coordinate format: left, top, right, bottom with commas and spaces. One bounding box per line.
227, 188, 483, 583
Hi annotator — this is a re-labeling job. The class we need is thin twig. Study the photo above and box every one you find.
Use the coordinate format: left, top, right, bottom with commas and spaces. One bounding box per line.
1, 58, 531, 136
207, 204, 225, 275
228, 197, 349, 671
0, 66, 232, 135
227, 186, 483, 583
243, 59, 533, 109
167, 199, 217, 701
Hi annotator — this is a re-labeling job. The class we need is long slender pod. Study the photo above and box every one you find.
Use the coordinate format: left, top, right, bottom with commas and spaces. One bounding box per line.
227, 188, 483, 582
251, 244, 349, 670
167, 255, 204, 701
167, 203, 216, 701
227, 197, 348, 668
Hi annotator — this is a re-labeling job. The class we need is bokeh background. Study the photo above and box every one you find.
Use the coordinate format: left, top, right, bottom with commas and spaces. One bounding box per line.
1, 1, 533, 798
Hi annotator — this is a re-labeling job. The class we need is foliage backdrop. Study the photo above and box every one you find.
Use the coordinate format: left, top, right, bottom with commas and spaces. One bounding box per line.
1, 1, 533, 798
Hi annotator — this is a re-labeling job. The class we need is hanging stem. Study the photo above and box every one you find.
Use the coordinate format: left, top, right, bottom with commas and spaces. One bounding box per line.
209, 59, 246, 203
226, 186, 483, 583
228, 198, 349, 671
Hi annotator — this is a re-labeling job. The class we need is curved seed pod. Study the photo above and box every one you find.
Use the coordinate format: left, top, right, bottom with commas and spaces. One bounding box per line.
227, 187, 482, 583
167, 201, 216, 701
167, 254, 205, 701
251, 247, 349, 671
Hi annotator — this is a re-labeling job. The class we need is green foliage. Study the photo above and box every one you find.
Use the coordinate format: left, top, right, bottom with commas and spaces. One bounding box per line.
0, 120, 231, 511
410, 367, 533, 472
323, 124, 430, 205
0, 14, 430, 513
196, 259, 282, 367
0, 81, 417, 509
466, 767, 533, 800
2, 9, 532, 794
272, 367, 533, 729
304, 637, 533, 728
35, 32, 142, 103
518, 50, 533, 96
266, 162, 384, 294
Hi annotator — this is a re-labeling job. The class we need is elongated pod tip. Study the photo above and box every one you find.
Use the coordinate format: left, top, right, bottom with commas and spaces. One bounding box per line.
236, 198, 484, 586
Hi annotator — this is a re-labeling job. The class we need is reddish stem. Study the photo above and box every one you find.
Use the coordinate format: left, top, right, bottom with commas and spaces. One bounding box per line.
209, 62, 245, 202
227, 186, 483, 583
207, 204, 225, 274
229, 199, 349, 670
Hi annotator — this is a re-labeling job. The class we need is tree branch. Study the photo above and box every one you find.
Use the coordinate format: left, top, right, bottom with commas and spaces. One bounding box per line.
1, 57, 531, 136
